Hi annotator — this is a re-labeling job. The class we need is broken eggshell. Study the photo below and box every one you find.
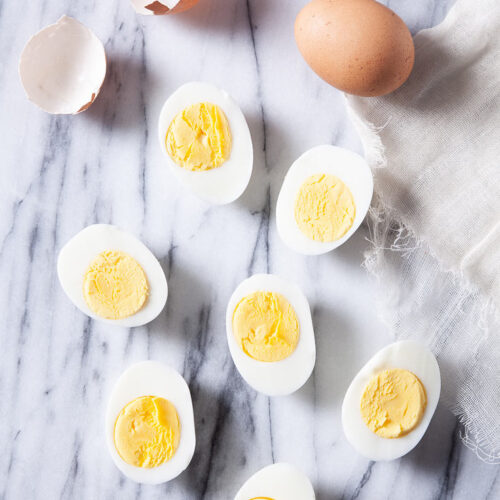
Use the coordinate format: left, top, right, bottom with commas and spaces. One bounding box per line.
131, 0, 200, 15
19, 16, 106, 115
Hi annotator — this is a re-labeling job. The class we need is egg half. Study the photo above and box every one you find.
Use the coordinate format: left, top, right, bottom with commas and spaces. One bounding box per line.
106, 361, 196, 484
226, 274, 316, 396
276, 145, 373, 255
158, 82, 253, 204
342, 340, 441, 461
234, 463, 315, 500
57, 224, 168, 327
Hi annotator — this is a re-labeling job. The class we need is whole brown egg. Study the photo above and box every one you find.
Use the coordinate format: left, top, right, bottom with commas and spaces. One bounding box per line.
295, 0, 415, 96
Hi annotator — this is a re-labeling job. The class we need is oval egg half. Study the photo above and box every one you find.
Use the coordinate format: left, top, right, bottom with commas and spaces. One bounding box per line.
276, 145, 373, 255
158, 81, 253, 204
226, 274, 316, 396
342, 340, 441, 461
57, 224, 168, 327
234, 463, 315, 500
106, 361, 196, 484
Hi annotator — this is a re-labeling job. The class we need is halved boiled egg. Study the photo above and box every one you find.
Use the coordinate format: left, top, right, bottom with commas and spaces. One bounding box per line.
276, 145, 373, 255
226, 274, 315, 396
342, 340, 441, 461
57, 224, 168, 327
19, 16, 106, 114
131, 0, 199, 15
106, 361, 196, 484
158, 82, 253, 204
234, 463, 315, 500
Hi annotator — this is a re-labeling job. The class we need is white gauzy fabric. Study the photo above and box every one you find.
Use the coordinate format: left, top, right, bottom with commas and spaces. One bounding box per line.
347, 0, 500, 463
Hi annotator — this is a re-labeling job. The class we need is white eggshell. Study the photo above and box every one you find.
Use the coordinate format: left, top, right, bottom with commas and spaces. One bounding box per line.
158, 82, 253, 205
131, 0, 199, 15
57, 224, 168, 327
342, 340, 441, 461
276, 145, 373, 255
106, 361, 196, 484
234, 463, 316, 500
19, 16, 106, 114
226, 274, 316, 396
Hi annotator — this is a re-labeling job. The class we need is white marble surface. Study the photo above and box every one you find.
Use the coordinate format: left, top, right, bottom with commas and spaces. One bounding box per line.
1, 0, 499, 498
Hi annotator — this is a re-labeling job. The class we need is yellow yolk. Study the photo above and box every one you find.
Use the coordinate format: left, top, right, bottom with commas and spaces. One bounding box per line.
232, 291, 300, 362
360, 368, 427, 439
83, 250, 148, 320
165, 102, 232, 171
294, 173, 356, 242
249, 498, 275, 500
114, 396, 181, 468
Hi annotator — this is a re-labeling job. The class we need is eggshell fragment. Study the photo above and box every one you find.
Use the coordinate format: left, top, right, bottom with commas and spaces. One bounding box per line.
131, 0, 200, 15
19, 16, 106, 114
295, 0, 414, 96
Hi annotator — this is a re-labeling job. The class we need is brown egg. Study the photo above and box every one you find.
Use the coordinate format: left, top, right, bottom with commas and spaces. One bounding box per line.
295, 0, 415, 97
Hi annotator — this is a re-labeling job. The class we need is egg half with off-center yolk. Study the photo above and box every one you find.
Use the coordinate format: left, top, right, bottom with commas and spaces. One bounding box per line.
276, 145, 373, 255
57, 224, 168, 327
234, 463, 316, 500
342, 340, 441, 461
226, 274, 316, 396
106, 361, 196, 484
158, 82, 253, 204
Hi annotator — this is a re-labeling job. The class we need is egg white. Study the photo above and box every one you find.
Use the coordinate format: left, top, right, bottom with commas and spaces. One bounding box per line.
226, 274, 316, 396
276, 145, 373, 255
106, 361, 196, 484
158, 82, 253, 205
57, 224, 168, 327
234, 463, 316, 500
342, 340, 441, 461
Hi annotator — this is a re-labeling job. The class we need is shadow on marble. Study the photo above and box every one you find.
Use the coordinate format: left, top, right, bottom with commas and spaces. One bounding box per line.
158, 0, 252, 33
147, 254, 212, 351
235, 109, 294, 216
177, 366, 259, 499
234, 108, 270, 212
328, 224, 371, 270
286, 301, 360, 426
315, 488, 342, 500
400, 401, 457, 476
82, 52, 157, 132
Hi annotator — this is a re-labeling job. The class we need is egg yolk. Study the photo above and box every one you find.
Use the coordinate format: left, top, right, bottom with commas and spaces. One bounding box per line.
294, 173, 356, 242
232, 291, 300, 362
83, 250, 148, 320
360, 368, 427, 439
165, 102, 232, 171
114, 396, 181, 468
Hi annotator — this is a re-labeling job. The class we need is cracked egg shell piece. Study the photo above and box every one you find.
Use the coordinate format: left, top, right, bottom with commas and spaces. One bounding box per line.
19, 16, 106, 115
131, 0, 200, 15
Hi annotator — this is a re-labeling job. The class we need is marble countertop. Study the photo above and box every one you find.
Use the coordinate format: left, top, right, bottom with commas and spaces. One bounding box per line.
1, 0, 499, 498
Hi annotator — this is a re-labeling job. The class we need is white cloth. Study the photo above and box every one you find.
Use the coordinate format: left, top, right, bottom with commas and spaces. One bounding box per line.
347, 0, 500, 463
